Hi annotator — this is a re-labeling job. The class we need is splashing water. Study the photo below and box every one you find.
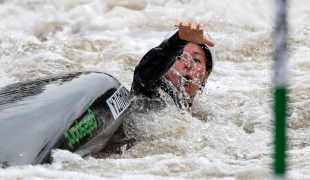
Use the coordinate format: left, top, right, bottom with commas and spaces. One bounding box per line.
0, 0, 309, 179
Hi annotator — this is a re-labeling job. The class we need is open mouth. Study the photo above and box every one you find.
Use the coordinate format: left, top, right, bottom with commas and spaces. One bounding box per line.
181, 75, 200, 85
182, 75, 192, 82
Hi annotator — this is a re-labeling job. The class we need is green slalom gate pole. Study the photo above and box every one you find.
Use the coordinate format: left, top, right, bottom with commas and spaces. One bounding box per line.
274, 0, 288, 178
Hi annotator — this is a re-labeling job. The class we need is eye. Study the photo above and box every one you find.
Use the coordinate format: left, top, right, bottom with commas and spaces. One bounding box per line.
193, 58, 202, 63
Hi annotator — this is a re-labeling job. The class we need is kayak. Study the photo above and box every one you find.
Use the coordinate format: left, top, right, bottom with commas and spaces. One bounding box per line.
0, 71, 131, 167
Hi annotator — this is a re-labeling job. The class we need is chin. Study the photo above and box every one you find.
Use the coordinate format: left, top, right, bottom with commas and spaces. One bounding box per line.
188, 84, 200, 94
184, 87, 197, 97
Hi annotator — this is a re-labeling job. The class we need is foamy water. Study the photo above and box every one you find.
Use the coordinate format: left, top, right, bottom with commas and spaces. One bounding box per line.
0, 0, 309, 179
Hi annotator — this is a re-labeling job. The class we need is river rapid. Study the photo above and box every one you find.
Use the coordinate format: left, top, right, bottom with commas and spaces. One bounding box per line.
0, 0, 309, 179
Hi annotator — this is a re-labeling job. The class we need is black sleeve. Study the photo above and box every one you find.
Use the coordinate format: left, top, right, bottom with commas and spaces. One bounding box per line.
131, 31, 189, 96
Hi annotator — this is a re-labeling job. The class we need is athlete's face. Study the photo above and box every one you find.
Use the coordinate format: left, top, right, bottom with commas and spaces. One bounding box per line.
166, 42, 208, 99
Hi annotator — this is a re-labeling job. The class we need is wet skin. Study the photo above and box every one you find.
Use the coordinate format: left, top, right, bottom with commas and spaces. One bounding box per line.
166, 42, 208, 101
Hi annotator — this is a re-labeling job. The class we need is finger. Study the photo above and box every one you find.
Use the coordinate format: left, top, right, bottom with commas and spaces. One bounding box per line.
196, 22, 204, 35
198, 22, 204, 30
187, 21, 192, 27
175, 22, 180, 27
189, 21, 197, 30
181, 21, 193, 31
196, 23, 200, 29
203, 36, 215, 47
186, 21, 193, 30
198, 22, 214, 46
177, 22, 186, 31
181, 21, 189, 27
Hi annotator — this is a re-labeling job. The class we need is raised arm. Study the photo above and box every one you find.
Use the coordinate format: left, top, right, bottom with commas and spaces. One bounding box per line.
131, 31, 188, 96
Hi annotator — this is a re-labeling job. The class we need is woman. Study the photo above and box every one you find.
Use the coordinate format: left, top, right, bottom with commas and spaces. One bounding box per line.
98, 21, 215, 156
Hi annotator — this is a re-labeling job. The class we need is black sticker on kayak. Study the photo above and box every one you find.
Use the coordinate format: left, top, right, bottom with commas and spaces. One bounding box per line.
106, 85, 130, 119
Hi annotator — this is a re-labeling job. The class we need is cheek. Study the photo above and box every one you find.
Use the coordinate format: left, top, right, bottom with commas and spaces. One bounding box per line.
193, 68, 206, 81
167, 62, 183, 80
174, 61, 185, 72
167, 70, 179, 85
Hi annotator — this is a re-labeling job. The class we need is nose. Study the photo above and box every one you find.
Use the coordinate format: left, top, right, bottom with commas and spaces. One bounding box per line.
184, 57, 193, 69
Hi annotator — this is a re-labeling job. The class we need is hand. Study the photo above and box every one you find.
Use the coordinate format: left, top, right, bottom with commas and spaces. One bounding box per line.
175, 21, 214, 47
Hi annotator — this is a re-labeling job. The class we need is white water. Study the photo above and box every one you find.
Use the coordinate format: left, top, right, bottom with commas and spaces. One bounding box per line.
0, 0, 309, 179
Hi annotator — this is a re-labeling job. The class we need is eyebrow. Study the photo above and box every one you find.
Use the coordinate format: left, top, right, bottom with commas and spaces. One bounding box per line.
191, 52, 204, 59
